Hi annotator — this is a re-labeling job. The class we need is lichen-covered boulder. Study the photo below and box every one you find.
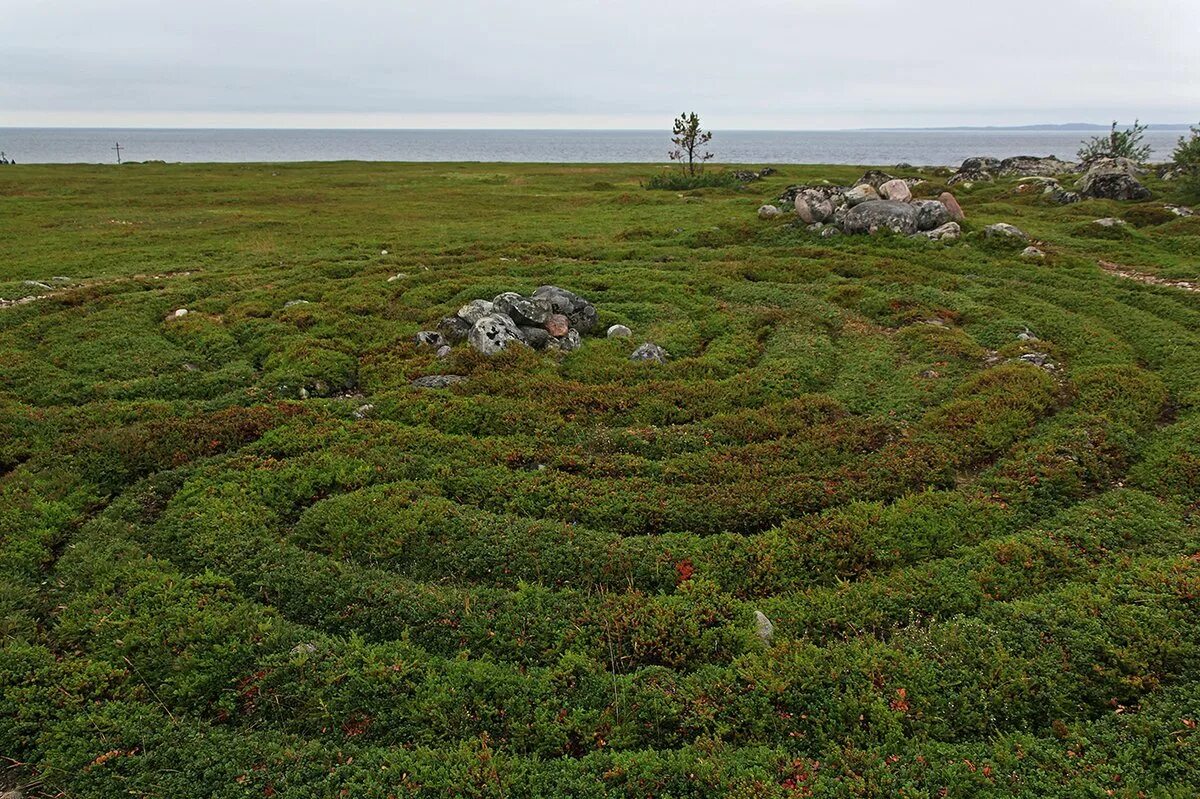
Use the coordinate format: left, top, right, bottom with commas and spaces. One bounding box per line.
414, 330, 446, 348
984, 223, 1030, 242
757, 204, 781, 219
914, 221, 961, 241
457, 299, 495, 325
438, 315, 473, 343
842, 200, 919, 235
468, 314, 523, 355
912, 199, 951, 231
493, 292, 553, 326
630, 342, 669, 363
1078, 158, 1152, 201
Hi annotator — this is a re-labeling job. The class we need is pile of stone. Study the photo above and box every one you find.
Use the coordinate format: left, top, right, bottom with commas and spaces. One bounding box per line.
413, 286, 659, 365
768, 170, 964, 240
413, 286, 598, 356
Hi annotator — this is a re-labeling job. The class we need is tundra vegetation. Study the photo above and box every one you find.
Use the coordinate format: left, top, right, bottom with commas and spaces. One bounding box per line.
1, 159, 1200, 797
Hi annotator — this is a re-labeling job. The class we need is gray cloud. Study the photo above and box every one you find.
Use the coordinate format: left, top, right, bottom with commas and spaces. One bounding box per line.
2, 0, 1198, 127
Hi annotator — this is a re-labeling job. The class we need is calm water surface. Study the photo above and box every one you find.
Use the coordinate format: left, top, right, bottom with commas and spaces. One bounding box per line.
0, 127, 1183, 166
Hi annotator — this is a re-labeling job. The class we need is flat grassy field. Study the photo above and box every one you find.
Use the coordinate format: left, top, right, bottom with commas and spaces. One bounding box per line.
2, 161, 1200, 797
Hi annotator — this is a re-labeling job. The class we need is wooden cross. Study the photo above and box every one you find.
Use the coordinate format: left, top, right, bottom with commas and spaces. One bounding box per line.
113, 142, 123, 164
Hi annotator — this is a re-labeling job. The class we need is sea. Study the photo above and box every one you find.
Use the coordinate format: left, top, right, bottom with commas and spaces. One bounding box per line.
0, 127, 1186, 167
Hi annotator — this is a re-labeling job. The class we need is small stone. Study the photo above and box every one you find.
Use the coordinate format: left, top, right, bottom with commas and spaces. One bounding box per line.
544, 313, 570, 337
284, 299, 310, 308
630, 342, 669, 363
23, 280, 53, 290
757, 204, 781, 220
915, 221, 961, 241
414, 330, 446, 348
939, 192, 965, 221
984, 223, 1029, 242
352, 404, 375, 420
436, 345, 451, 359
387, 273, 407, 282
412, 374, 467, 388
1017, 327, 1039, 341
878, 178, 912, 202
172, 308, 189, 318
607, 324, 632, 338
1093, 217, 1126, 227
555, 329, 582, 352
754, 610, 774, 643
381, 249, 389, 255
1021, 246, 1046, 259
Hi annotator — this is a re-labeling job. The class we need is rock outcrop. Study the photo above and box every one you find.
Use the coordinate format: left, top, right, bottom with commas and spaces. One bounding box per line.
1077, 158, 1152, 201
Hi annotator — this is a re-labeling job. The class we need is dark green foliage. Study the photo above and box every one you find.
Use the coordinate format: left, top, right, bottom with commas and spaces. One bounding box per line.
2, 161, 1200, 797
1172, 123, 1200, 201
644, 170, 741, 190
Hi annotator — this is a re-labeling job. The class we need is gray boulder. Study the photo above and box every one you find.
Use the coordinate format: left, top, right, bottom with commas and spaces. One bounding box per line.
493, 292, 553, 326
468, 313, 524, 355
630, 342, 669, 363
414, 330, 446, 348
568, 302, 598, 334
842, 200, 919, 235
457, 299, 495, 325
914, 221, 961, 241
912, 199, 952, 231
984, 223, 1029, 242
1077, 158, 1151, 201
533, 285, 587, 315
438, 315, 473, 343
758, 204, 781, 219
519, 326, 552, 350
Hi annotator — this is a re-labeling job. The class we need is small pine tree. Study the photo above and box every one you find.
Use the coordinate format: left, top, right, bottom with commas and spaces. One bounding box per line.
1078, 120, 1152, 164
1172, 124, 1200, 200
668, 112, 714, 176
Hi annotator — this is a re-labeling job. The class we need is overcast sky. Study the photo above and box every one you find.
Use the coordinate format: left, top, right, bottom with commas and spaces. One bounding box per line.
3, 0, 1198, 129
